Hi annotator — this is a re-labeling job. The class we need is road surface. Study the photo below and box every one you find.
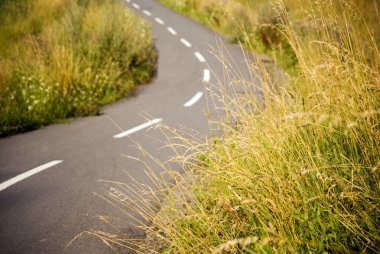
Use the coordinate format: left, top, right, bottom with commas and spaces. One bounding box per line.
0, 0, 260, 253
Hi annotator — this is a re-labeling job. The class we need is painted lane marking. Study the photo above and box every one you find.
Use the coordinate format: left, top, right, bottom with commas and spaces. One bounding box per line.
180, 38, 192, 48
143, 10, 152, 16
155, 17, 164, 25
167, 27, 177, 35
113, 118, 163, 138
184, 92, 204, 107
126, 0, 131, 3
203, 69, 211, 82
132, 3, 140, 9
0, 160, 63, 192
194, 52, 206, 63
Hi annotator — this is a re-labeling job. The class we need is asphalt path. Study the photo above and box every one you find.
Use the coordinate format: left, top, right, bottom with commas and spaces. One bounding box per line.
0, 0, 260, 253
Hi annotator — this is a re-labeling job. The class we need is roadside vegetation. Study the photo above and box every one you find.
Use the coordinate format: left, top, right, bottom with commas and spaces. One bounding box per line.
0, 0, 156, 137
106, 0, 379, 253
159, 0, 379, 73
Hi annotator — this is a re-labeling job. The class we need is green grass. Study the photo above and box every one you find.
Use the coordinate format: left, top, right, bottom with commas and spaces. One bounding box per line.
158, 0, 379, 73
158, 0, 298, 71
113, 0, 379, 253
0, 0, 157, 136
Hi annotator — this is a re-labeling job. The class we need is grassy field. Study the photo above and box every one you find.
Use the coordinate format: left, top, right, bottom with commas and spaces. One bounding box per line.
0, 0, 157, 137
116, 0, 379, 253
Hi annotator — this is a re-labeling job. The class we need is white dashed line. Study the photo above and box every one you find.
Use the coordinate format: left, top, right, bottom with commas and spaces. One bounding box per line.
203, 69, 211, 82
180, 38, 192, 47
143, 10, 152, 16
167, 27, 177, 35
113, 119, 163, 138
155, 17, 164, 25
194, 52, 206, 63
184, 92, 203, 107
132, 3, 140, 9
0, 160, 63, 192
126, 0, 131, 3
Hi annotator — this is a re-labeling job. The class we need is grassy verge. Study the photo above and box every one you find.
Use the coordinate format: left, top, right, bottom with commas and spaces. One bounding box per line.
131, 0, 379, 253
159, 0, 379, 73
0, 0, 157, 137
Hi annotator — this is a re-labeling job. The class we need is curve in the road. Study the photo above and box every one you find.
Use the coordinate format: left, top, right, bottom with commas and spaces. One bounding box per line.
0, 0, 258, 253
0, 0, 212, 191
113, 0, 211, 138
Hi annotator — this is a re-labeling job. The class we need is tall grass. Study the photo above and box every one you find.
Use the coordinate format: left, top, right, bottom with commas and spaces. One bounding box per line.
108, 0, 379, 253
0, 0, 156, 136
159, 0, 379, 72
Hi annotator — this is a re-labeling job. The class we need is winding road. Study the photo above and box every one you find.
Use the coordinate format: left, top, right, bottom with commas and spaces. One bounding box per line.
0, 1, 260, 253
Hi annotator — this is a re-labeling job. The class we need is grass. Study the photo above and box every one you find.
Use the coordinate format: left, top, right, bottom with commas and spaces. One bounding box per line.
0, 0, 157, 137
100, 0, 379, 253
158, 0, 380, 73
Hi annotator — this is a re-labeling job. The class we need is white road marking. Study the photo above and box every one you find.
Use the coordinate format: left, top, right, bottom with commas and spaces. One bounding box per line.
180, 38, 192, 47
155, 17, 164, 25
113, 118, 163, 138
203, 69, 211, 82
126, 0, 131, 3
132, 3, 140, 9
167, 27, 177, 35
143, 10, 151, 16
184, 92, 203, 107
194, 52, 206, 63
0, 160, 63, 192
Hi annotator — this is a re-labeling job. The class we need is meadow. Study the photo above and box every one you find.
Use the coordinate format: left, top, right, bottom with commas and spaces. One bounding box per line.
0, 0, 156, 136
